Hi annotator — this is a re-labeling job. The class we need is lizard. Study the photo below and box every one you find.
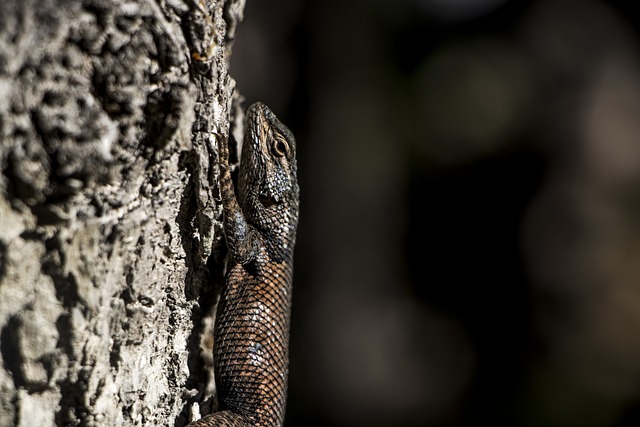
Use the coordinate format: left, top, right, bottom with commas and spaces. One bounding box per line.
188, 102, 300, 427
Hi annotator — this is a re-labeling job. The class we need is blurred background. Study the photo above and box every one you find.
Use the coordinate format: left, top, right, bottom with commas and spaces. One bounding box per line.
231, 0, 640, 426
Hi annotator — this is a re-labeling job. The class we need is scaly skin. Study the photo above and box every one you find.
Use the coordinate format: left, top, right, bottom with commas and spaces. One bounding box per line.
189, 103, 299, 427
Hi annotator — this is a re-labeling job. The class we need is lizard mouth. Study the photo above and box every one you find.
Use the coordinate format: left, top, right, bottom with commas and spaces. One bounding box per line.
259, 196, 277, 208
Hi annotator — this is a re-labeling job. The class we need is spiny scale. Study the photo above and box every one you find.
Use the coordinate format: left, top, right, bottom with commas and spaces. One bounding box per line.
188, 103, 299, 427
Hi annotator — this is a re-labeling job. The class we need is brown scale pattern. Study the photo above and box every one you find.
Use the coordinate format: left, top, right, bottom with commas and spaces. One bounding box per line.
188, 103, 299, 427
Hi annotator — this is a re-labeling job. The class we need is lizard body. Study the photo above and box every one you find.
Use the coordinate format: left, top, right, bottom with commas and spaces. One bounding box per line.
189, 103, 299, 427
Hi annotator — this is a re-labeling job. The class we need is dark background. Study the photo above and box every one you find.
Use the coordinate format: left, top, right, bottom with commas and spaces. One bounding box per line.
231, 1, 640, 426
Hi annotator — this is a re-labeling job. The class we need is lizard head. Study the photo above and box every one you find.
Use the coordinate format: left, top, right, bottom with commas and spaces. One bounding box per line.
238, 102, 299, 234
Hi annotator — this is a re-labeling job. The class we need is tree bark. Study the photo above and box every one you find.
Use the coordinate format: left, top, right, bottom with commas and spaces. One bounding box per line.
0, 0, 245, 425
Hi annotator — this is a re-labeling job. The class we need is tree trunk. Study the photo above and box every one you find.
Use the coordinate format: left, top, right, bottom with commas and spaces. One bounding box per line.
0, 0, 245, 425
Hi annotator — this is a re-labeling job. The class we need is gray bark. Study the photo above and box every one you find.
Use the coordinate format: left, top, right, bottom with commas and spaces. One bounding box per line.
0, 0, 245, 425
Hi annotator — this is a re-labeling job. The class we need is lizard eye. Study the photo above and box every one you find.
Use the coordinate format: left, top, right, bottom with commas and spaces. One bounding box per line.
271, 136, 289, 157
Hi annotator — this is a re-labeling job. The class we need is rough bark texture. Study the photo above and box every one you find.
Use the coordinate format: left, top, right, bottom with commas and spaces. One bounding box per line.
0, 0, 245, 425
